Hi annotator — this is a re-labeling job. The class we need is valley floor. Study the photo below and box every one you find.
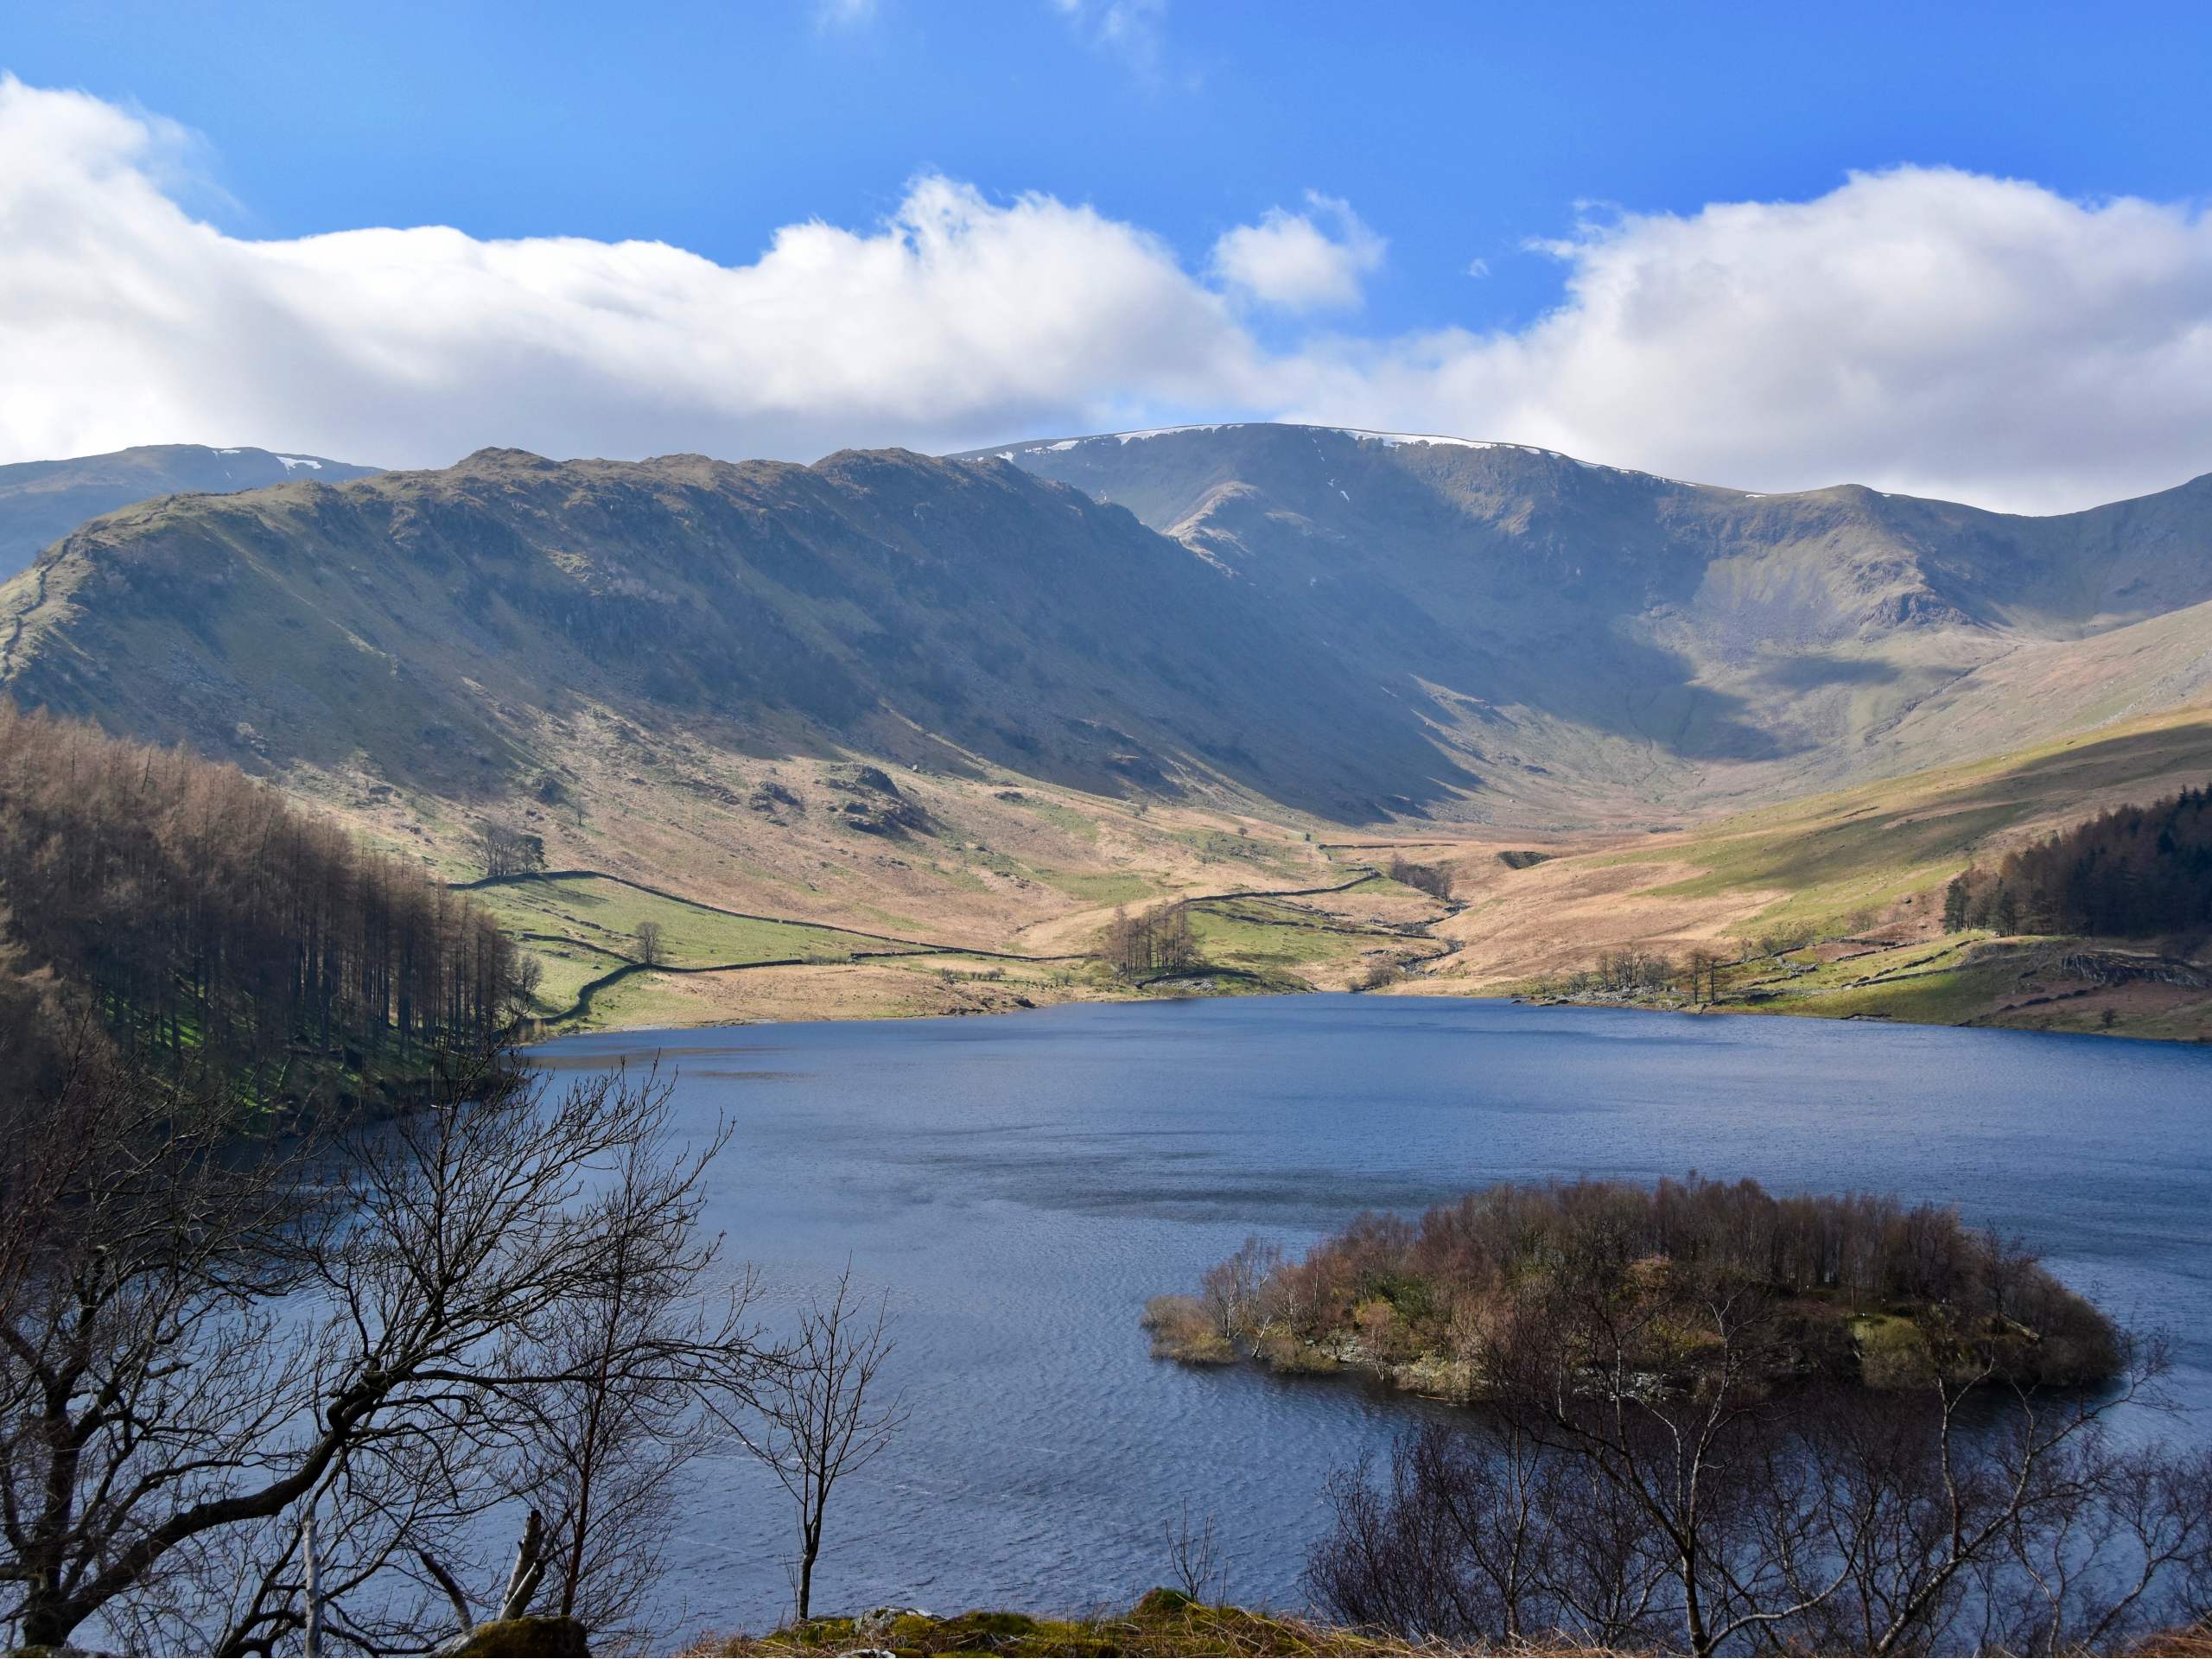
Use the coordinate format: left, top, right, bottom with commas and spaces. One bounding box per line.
481, 862, 1456, 1034
1514, 933, 2212, 1043
1393, 706, 2212, 1045
315, 698, 2212, 1046
487, 854, 2212, 1046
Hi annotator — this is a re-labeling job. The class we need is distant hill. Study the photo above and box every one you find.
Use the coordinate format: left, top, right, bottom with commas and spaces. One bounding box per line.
0, 445, 1461, 821
976, 423, 2212, 820
0, 444, 380, 580
5, 426, 2211, 1034
7, 430, 2212, 837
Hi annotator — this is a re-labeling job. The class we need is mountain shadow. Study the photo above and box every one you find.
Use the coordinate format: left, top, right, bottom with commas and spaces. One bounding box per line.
0, 447, 1479, 821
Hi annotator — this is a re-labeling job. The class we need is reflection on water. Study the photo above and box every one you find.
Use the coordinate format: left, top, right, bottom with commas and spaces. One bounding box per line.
531, 995, 2212, 1636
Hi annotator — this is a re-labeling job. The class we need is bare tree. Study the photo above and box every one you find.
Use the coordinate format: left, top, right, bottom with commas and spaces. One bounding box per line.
1100, 902, 1201, 979
1152, 905, 1199, 974
477, 823, 547, 880
1308, 1419, 1656, 1650
0, 1047, 765, 1654
507, 1117, 754, 1644
1594, 945, 1679, 995
0, 1044, 316, 1652
1306, 1270, 2212, 1657
1682, 948, 1721, 1004
505, 951, 546, 1020
194, 1446, 469, 1658
633, 919, 667, 967
1198, 1236, 1285, 1344
405, 1507, 556, 1654
0, 707, 513, 1103
1163, 1500, 1225, 1605
737, 1266, 906, 1622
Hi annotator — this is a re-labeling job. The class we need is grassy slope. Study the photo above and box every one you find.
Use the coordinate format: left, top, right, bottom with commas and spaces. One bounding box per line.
13, 442, 2212, 1044
392, 760, 1440, 1030
695, 1592, 1426, 1657
1709, 936, 2212, 1040
492, 868, 1458, 1032
521, 938, 633, 1014
476, 875, 896, 965
1414, 705, 2212, 1040
1619, 710, 2212, 936
473, 874, 925, 1026
1184, 890, 1425, 988
360, 704, 2212, 1040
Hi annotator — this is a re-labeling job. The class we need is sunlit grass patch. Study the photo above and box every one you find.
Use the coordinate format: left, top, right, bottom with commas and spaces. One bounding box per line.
475, 874, 887, 966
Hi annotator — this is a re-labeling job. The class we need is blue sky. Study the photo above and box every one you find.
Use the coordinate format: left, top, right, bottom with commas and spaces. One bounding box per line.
14, 0, 2209, 337
4, 2, 2212, 509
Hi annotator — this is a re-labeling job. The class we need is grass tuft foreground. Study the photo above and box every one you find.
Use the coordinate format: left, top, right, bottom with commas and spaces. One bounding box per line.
694, 1591, 1448, 1656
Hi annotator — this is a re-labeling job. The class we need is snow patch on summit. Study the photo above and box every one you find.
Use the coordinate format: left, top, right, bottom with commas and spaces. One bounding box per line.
1114, 424, 1232, 443
1325, 427, 1501, 451
1007, 424, 1243, 454
996, 423, 1701, 488
1320, 428, 1699, 485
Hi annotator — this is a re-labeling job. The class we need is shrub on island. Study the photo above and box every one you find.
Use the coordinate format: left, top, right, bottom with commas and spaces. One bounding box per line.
1151, 1174, 2118, 1399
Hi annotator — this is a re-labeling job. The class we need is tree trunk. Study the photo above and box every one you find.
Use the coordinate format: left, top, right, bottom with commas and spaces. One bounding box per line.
798, 1516, 823, 1620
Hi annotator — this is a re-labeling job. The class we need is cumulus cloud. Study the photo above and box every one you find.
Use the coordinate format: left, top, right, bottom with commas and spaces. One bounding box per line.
4, 76, 2212, 513
0, 77, 1262, 468
1211, 193, 1385, 312
1280, 168, 2212, 512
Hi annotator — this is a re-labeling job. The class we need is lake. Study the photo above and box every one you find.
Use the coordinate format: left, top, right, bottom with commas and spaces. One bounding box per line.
531, 995, 2212, 1638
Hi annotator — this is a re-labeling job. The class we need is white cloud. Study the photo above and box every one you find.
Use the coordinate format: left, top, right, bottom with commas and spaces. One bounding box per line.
4, 76, 2212, 514
1050, 0, 1173, 86
1274, 167, 2212, 512
0, 77, 1263, 468
1210, 193, 1385, 312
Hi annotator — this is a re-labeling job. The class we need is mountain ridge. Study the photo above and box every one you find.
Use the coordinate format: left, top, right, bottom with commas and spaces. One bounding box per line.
7, 428, 2212, 840
4, 425, 2211, 1032
0, 443, 381, 582
0, 442, 1471, 819
965, 421, 2212, 529
982, 423, 2212, 817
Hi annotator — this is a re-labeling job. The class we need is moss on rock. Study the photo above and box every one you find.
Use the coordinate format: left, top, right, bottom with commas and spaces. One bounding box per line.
453, 1614, 591, 1656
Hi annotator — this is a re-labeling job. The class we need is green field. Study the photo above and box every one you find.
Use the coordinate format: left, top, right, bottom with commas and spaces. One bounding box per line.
1037, 868, 1157, 906
1720, 938, 2013, 1026
1185, 895, 1405, 980
489, 869, 1434, 1027
476, 874, 894, 968
569, 968, 714, 1030
521, 939, 634, 1014
1001, 795, 1103, 841
1595, 709, 2212, 938
479, 874, 914, 1023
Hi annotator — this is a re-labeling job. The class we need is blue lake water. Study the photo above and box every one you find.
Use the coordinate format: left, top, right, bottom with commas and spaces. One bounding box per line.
531, 995, 2212, 1638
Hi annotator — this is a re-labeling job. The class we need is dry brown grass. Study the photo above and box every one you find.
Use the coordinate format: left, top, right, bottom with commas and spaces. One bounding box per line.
288, 668, 2212, 1039
689, 1591, 1521, 1656
2136, 1624, 2212, 1657
1394, 707, 2212, 1007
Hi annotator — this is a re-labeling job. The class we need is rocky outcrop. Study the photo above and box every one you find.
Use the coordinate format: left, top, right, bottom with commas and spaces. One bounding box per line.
826, 766, 929, 836
2045, 948, 2209, 988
